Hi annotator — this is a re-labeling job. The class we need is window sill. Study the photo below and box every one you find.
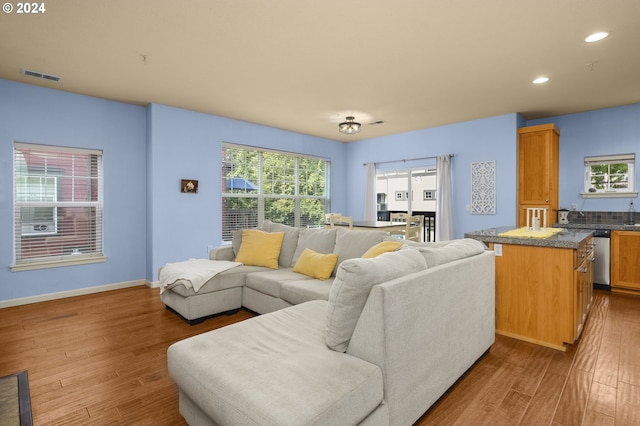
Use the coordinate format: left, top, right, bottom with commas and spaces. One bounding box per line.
581, 192, 638, 199
11, 255, 107, 272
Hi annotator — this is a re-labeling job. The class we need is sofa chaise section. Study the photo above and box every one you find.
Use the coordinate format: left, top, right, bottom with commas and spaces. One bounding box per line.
168, 300, 385, 426
160, 264, 269, 324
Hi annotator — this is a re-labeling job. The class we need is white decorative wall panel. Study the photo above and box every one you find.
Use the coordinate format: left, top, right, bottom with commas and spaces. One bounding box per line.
470, 161, 496, 214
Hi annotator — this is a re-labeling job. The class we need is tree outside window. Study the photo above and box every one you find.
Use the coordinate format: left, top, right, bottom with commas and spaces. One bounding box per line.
584, 154, 635, 196
222, 144, 329, 241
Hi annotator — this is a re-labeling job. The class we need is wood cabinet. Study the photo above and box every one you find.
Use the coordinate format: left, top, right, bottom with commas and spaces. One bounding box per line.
574, 238, 594, 339
611, 230, 640, 293
488, 237, 593, 351
517, 124, 559, 227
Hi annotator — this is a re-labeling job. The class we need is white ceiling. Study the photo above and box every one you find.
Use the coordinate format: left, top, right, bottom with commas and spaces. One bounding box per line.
1, 0, 639, 142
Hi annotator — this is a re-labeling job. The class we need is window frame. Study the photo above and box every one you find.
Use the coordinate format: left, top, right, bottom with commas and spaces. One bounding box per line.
221, 143, 330, 241
12, 142, 106, 272
582, 153, 637, 198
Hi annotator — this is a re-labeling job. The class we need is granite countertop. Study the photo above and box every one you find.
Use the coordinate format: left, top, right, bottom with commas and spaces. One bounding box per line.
465, 226, 593, 249
552, 222, 640, 231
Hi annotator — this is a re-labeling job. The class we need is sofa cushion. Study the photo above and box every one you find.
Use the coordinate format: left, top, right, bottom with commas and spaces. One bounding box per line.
281, 278, 334, 305
168, 300, 383, 426
263, 220, 300, 268
291, 227, 338, 264
362, 240, 403, 259
332, 228, 388, 275
235, 229, 284, 269
413, 238, 486, 267
245, 269, 310, 299
292, 248, 338, 280
326, 249, 427, 352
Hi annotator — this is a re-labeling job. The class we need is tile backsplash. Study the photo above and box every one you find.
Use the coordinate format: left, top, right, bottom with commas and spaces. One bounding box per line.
564, 210, 636, 225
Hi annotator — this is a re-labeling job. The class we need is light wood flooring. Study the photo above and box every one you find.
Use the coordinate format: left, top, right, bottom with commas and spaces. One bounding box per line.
0, 286, 639, 425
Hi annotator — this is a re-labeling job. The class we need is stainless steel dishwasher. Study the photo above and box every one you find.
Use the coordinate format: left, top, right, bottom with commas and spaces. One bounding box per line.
593, 229, 611, 288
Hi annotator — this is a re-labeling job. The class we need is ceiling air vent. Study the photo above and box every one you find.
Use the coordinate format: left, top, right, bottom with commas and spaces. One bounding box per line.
21, 68, 62, 82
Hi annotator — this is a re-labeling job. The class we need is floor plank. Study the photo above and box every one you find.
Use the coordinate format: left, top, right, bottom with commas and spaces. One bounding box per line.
1, 287, 639, 425
417, 290, 640, 426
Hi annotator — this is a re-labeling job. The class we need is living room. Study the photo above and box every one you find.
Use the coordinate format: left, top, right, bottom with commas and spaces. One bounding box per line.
2, 80, 640, 305
1, 1, 640, 424
2, 0, 639, 305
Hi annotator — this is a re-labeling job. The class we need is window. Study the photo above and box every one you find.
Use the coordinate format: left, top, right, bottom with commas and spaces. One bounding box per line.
583, 153, 636, 197
423, 190, 437, 200
376, 168, 437, 212
13, 143, 105, 271
221, 144, 329, 241
376, 167, 437, 241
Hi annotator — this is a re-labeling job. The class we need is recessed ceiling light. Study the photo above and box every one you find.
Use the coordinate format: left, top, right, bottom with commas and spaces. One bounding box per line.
585, 32, 608, 43
533, 77, 549, 84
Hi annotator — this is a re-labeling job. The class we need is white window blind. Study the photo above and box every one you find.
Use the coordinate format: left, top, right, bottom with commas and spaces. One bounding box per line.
584, 153, 635, 165
221, 144, 329, 241
13, 143, 105, 270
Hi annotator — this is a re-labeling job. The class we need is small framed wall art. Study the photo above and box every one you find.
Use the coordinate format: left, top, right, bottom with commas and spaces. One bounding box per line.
181, 179, 198, 193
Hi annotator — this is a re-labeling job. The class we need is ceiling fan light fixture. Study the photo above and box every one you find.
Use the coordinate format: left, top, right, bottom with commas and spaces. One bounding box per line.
338, 116, 361, 135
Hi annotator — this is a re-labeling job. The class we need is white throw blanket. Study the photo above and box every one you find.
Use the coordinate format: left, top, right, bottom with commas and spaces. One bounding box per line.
159, 259, 242, 294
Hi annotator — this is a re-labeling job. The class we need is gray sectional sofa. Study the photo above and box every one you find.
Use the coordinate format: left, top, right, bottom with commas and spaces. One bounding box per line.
160, 220, 392, 322
164, 222, 496, 425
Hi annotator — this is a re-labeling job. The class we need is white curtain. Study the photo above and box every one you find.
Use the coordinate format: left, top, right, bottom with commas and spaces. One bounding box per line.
436, 155, 453, 241
363, 163, 377, 221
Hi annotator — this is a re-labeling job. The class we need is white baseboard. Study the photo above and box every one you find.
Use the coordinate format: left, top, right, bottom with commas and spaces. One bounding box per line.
0, 279, 150, 309
147, 280, 160, 288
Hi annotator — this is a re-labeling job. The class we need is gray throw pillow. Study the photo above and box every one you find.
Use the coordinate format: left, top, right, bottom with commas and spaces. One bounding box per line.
325, 248, 427, 352
291, 227, 338, 264
264, 221, 301, 268
331, 228, 387, 275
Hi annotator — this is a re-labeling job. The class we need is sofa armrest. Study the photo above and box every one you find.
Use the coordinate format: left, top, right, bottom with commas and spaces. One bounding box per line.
209, 245, 235, 261
347, 250, 495, 425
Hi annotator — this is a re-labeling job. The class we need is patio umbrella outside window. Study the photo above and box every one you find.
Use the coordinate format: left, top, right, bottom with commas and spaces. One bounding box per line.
226, 177, 258, 191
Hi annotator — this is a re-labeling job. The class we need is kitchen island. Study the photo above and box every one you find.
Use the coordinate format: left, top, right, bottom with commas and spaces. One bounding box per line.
465, 226, 594, 351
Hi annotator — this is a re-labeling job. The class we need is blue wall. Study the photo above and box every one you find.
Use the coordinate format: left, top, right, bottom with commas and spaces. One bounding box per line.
146, 103, 346, 279
345, 114, 521, 239
0, 80, 147, 300
0, 80, 346, 302
527, 103, 640, 212
1, 77, 638, 303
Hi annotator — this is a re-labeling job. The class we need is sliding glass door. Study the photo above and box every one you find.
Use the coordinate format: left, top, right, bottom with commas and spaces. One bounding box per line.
376, 167, 437, 241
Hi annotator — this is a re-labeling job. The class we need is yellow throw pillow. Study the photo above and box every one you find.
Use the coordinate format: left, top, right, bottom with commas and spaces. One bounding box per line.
235, 229, 285, 269
292, 248, 339, 280
362, 240, 403, 259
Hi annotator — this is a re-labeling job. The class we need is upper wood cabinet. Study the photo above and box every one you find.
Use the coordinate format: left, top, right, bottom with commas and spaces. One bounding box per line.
517, 124, 559, 227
